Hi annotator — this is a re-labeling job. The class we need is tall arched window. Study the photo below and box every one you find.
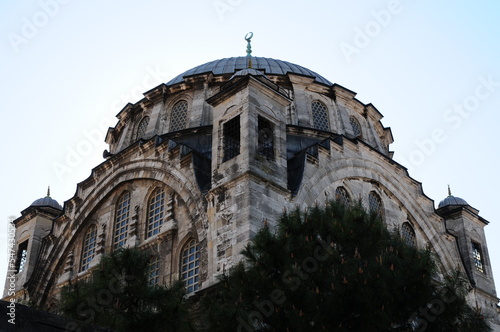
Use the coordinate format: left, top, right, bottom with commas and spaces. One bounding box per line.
135, 116, 150, 140
170, 100, 189, 132
312, 101, 329, 131
81, 225, 97, 272
147, 256, 160, 286
349, 116, 362, 138
114, 192, 131, 249
368, 191, 383, 219
335, 186, 351, 206
146, 188, 165, 238
401, 222, 416, 247
181, 239, 200, 293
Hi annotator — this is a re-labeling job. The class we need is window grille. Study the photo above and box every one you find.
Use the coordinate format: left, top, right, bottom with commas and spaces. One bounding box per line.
146, 188, 165, 238
170, 100, 189, 132
258, 116, 274, 160
349, 117, 362, 138
223, 116, 240, 162
135, 116, 150, 140
81, 225, 97, 272
147, 256, 160, 286
472, 242, 485, 273
312, 101, 329, 131
16, 241, 28, 273
335, 187, 351, 206
368, 192, 383, 219
401, 222, 416, 247
114, 192, 130, 249
181, 239, 200, 293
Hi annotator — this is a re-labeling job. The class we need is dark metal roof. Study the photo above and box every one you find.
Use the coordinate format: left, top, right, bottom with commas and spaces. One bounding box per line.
31, 196, 63, 210
166, 57, 333, 86
438, 195, 469, 209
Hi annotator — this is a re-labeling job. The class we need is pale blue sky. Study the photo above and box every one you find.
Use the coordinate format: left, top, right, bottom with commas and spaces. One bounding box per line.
1, 0, 499, 296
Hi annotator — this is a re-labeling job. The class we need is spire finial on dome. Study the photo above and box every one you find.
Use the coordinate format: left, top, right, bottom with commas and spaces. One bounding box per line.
245, 32, 253, 69
46, 186, 51, 198
447, 184, 452, 197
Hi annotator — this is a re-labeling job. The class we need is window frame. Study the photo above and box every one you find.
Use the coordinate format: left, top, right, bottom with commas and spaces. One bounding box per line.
222, 115, 241, 162
146, 188, 165, 238
169, 100, 189, 132
257, 115, 275, 160
180, 239, 200, 293
368, 191, 383, 219
401, 222, 416, 247
311, 100, 330, 131
80, 225, 98, 272
113, 191, 131, 249
335, 186, 351, 206
135, 116, 150, 141
472, 241, 485, 274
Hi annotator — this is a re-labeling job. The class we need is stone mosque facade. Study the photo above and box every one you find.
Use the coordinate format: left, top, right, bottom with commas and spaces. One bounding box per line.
4, 51, 500, 328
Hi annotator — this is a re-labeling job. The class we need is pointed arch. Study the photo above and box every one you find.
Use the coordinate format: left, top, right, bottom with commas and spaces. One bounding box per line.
335, 186, 351, 206
401, 222, 416, 247
135, 116, 150, 140
368, 191, 383, 219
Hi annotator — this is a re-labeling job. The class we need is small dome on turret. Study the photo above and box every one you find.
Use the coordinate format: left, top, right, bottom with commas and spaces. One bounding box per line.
30, 187, 62, 210
438, 186, 469, 209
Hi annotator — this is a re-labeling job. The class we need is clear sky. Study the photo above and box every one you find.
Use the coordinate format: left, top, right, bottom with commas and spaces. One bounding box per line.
1, 0, 499, 298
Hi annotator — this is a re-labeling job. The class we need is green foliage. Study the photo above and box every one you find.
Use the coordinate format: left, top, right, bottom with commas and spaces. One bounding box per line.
59, 247, 191, 332
201, 200, 492, 332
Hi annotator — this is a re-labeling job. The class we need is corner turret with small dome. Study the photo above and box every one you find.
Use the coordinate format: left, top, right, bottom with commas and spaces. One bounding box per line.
4, 33, 499, 328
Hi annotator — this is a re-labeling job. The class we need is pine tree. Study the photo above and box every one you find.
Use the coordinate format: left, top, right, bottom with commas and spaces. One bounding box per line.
59, 247, 192, 332
201, 200, 492, 332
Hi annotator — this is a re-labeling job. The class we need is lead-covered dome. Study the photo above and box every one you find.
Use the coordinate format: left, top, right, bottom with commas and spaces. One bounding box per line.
438, 187, 469, 209
31, 188, 63, 210
166, 57, 333, 86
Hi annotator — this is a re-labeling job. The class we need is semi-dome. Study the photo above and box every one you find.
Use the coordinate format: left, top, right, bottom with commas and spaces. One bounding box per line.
31, 188, 63, 210
437, 186, 469, 209
166, 56, 333, 86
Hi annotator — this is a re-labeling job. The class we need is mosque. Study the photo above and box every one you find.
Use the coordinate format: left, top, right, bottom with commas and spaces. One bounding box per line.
3, 35, 499, 328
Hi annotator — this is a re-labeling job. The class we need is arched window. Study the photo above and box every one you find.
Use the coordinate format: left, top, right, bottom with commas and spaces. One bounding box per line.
170, 100, 189, 132
368, 191, 383, 219
335, 186, 351, 206
146, 188, 165, 238
401, 222, 416, 247
349, 116, 362, 138
312, 101, 329, 131
81, 225, 97, 272
147, 256, 160, 286
114, 192, 130, 249
181, 239, 200, 293
135, 116, 150, 140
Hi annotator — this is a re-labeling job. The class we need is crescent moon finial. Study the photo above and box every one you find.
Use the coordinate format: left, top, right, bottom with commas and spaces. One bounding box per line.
245, 32, 253, 68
